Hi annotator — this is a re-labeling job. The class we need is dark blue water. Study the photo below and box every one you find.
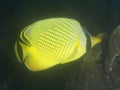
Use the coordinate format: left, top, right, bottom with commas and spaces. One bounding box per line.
0, 0, 120, 90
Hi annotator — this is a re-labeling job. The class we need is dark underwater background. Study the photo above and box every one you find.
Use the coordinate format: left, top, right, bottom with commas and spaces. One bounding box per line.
0, 0, 120, 90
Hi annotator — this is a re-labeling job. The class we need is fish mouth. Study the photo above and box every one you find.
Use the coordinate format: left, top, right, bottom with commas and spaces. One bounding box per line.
15, 41, 24, 63
15, 40, 29, 63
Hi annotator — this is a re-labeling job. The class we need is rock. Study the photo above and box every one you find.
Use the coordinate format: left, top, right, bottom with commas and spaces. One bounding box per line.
65, 26, 120, 90
105, 26, 120, 90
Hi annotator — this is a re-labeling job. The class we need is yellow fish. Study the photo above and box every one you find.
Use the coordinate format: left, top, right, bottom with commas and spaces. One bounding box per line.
15, 18, 101, 71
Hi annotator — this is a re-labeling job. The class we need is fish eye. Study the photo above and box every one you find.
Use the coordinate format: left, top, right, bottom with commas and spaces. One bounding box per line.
15, 41, 24, 63
20, 28, 31, 47
22, 34, 31, 46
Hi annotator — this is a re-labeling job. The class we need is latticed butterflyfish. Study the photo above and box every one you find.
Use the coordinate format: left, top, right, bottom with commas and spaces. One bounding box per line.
15, 18, 101, 71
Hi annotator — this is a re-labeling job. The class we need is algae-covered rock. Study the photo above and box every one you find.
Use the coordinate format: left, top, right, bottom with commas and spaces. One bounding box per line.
105, 26, 120, 90
65, 26, 120, 90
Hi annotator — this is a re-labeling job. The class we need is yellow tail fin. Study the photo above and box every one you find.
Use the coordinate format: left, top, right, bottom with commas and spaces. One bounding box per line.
90, 37, 101, 47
